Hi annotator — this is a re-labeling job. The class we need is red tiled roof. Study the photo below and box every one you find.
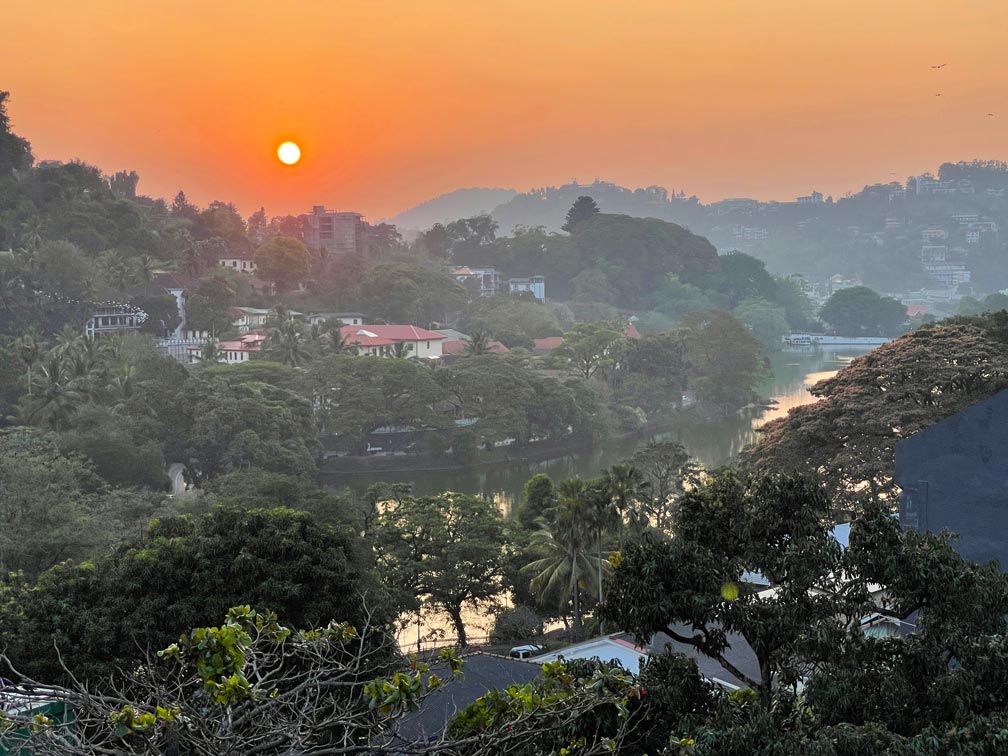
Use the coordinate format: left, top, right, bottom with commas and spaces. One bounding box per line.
443, 339, 510, 356
625, 321, 642, 340
533, 336, 565, 352
905, 304, 929, 318
340, 324, 446, 347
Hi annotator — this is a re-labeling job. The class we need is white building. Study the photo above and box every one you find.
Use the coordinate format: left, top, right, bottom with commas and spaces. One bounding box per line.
531, 635, 649, 674
924, 263, 971, 287
306, 312, 365, 327
340, 324, 446, 359
451, 266, 501, 297
218, 254, 257, 273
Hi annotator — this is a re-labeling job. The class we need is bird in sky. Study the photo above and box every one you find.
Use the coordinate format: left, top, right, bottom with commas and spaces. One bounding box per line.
935, 93, 942, 96
931, 63, 947, 68
989, 113, 996, 117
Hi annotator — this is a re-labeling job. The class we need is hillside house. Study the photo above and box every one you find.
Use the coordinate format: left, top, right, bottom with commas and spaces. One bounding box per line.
340, 324, 446, 359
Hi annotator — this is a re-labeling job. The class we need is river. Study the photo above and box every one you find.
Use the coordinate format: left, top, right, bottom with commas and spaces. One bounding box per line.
329, 346, 874, 649
330, 346, 872, 513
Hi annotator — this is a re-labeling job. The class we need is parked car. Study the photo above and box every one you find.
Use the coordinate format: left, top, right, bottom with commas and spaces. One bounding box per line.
508, 644, 545, 660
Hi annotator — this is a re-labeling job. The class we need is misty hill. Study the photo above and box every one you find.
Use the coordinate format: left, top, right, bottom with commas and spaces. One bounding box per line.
413, 162, 1008, 295
385, 187, 517, 231
489, 180, 707, 234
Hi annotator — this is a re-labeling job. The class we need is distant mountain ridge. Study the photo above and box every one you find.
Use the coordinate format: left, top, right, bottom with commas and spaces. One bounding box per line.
384, 187, 518, 232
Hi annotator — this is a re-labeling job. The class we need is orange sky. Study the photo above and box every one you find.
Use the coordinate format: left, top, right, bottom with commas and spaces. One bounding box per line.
5, 0, 1007, 220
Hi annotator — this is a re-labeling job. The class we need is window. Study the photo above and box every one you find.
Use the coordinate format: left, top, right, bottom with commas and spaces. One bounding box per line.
426, 341, 430, 348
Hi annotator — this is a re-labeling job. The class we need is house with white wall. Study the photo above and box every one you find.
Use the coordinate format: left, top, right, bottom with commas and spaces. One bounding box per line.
340, 324, 446, 358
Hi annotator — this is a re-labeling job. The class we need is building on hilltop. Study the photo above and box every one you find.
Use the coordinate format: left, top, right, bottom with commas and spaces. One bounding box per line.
796, 191, 824, 205
304, 205, 366, 256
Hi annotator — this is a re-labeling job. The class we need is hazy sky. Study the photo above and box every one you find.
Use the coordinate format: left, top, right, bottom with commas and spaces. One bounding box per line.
6, 0, 1007, 220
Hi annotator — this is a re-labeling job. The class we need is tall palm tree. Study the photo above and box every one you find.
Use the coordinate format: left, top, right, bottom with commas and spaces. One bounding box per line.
267, 319, 312, 366
523, 479, 597, 640
14, 328, 44, 395
133, 253, 159, 295
604, 463, 653, 547
18, 217, 44, 253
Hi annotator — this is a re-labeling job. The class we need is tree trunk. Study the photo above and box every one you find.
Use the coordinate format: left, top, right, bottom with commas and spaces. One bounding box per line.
759, 657, 772, 709
449, 606, 467, 648
597, 536, 606, 635
571, 552, 583, 641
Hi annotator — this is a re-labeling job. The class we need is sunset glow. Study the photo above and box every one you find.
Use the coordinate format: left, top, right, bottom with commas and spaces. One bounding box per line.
4, 0, 1007, 218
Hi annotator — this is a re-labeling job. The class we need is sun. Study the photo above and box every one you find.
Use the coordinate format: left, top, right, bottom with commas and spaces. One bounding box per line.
277, 141, 301, 165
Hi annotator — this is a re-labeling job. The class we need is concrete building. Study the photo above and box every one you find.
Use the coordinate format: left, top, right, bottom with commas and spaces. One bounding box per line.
218, 252, 257, 273
796, 191, 824, 204
304, 205, 366, 256
451, 266, 501, 298
508, 275, 546, 301
84, 303, 145, 337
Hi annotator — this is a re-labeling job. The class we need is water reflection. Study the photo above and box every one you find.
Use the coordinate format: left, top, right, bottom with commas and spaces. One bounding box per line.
334, 346, 876, 649
324, 347, 872, 509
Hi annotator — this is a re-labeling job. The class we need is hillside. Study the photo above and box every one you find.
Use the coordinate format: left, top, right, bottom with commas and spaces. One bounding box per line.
384, 187, 517, 232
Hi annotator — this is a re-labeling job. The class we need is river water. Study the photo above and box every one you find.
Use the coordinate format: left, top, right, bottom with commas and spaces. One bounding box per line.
332, 346, 874, 649
339, 347, 872, 513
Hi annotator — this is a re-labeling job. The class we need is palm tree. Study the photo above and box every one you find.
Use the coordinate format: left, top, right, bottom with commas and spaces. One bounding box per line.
133, 254, 159, 295
50, 324, 85, 361
18, 355, 84, 432
465, 329, 491, 356
267, 319, 312, 366
14, 328, 44, 395
389, 341, 413, 359
18, 217, 44, 253
604, 463, 653, 547
200, 340, 224, 363
523, 479, 597, 640
107, 365, 135, 414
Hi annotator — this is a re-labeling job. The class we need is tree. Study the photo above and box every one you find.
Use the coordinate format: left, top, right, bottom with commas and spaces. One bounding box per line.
718, 251, 777, 308
601, 471, 861, 708
265, 318, 313, 366
562, 196, 600, 232
1, 606, 461, 756
819, 285, 907, 337
602, 464, 652, 545
0, 429, 107, 577
554, 321, 622, 381
629, 440, 694, 530
742, 315, 1008, 512
0, 90, 33, 175
1, 507, 395, 683
464, 329, 491, 356
253, 235, 311, 292
307, 355, 447, 449
359, 262, 468, 326
375, 492, 508, 647
732, 297, 789, 350
679, 309, 764, 409
515, 473, 557, 532
523, 479, 599, 640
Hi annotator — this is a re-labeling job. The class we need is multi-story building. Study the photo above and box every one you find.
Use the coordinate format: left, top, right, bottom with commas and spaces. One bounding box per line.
952, 211, 980, 225
85, 304, 145, 337
304, 205, 366, 256
921, 245, 947, 263
451, 266, 501, 297
922, 228, 948, 243
508, 276, 546, 301
732, 226, 770, 241
796, 191, 824, 205
924, 263, 971, 287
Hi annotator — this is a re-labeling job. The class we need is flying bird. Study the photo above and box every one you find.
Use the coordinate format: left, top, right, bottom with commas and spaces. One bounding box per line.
931, 63, 947, 69
988, 113, 996, 117
935, 93, 942, 96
